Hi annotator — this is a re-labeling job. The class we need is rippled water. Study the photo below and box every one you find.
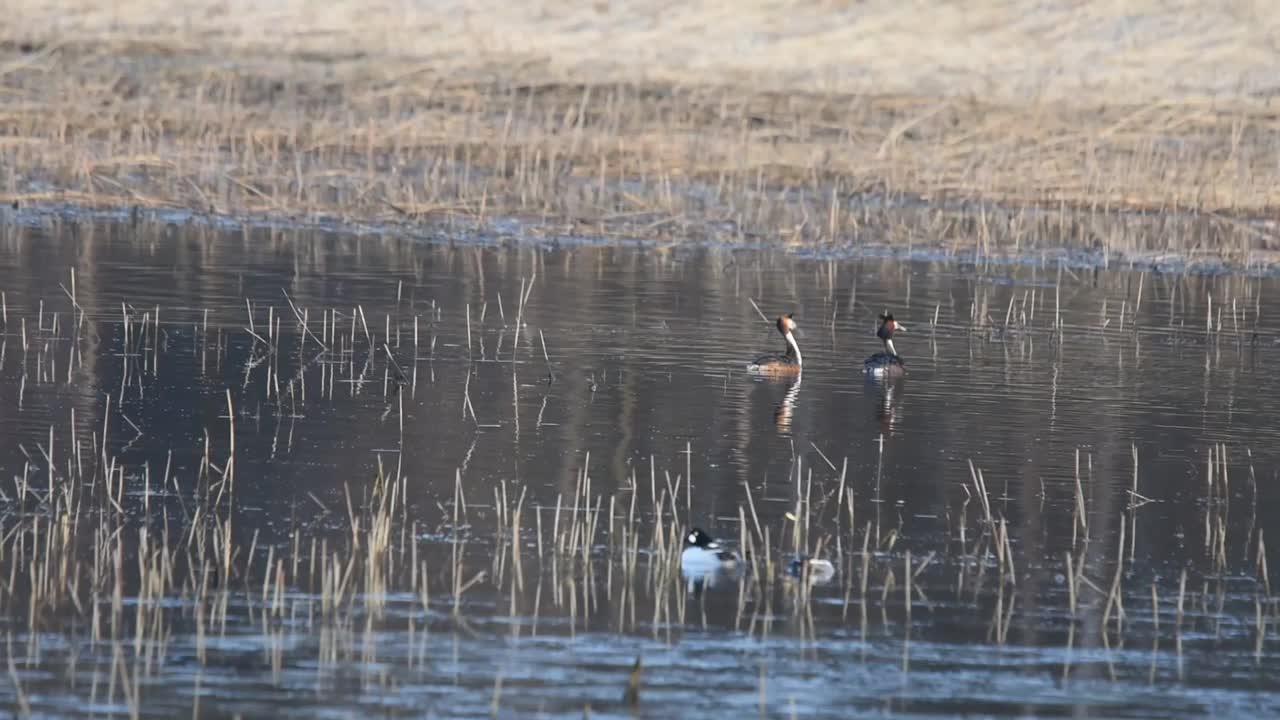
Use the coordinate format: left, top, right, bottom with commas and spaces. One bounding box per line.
1, 216, 1279, 717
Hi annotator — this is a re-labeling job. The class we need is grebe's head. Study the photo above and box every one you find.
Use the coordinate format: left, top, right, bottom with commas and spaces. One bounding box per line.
776, 313, 798, 337
878, 311, 904, 334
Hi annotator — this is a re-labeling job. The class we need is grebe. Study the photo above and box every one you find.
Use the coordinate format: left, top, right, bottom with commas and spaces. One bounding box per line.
680, 528, 740, 572
747, 313, 802, 376
863, 311, 906, 377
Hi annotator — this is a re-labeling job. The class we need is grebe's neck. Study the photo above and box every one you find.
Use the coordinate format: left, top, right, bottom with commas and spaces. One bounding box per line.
785, 332, 802, 366
884, 338, 897, 357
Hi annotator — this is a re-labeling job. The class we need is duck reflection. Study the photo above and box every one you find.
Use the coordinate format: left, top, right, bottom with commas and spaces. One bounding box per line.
682, 564, 744, 593
774, 375, 803, 434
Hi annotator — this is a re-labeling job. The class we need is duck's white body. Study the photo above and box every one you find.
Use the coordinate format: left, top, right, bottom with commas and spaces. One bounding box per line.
680, 528, 740, 580
787, 556, 836, 584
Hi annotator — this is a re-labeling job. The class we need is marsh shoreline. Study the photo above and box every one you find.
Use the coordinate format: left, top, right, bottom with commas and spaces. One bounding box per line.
4, 3, 1280, 270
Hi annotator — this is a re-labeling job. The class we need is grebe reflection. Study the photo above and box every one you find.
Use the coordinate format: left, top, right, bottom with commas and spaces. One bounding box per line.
773, 376, 802, 434
868, 374, 902, 433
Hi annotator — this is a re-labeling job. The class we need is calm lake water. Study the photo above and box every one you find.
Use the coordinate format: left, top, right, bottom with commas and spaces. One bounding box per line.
1, 215, 1279, 718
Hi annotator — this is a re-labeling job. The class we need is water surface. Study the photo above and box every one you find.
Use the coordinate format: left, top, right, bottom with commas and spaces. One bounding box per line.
0, 217, 1278, 717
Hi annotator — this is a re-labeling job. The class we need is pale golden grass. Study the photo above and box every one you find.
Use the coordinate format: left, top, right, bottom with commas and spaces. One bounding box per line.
11, 0, 1280, 105
3, 1, 1280, 261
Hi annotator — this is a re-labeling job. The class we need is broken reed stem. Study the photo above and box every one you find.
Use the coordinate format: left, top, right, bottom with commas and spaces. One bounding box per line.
537, 329, 556, 384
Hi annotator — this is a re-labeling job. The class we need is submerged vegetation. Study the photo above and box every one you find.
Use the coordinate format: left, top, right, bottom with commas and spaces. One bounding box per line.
3, 1, 1280, 267
0, 219, 1276, 715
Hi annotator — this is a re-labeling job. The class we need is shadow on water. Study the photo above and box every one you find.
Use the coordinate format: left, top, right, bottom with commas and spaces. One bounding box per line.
0, 217, 1279, 717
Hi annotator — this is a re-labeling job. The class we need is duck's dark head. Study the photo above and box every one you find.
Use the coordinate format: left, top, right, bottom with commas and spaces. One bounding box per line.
685, 528, 721, 549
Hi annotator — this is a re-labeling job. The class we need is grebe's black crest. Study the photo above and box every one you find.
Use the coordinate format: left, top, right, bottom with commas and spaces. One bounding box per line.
776, 312, 796, 335
876, 311, 900, 341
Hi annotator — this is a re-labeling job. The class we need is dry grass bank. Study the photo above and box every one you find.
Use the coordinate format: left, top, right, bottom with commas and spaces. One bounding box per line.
3, 1, 1280, 262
